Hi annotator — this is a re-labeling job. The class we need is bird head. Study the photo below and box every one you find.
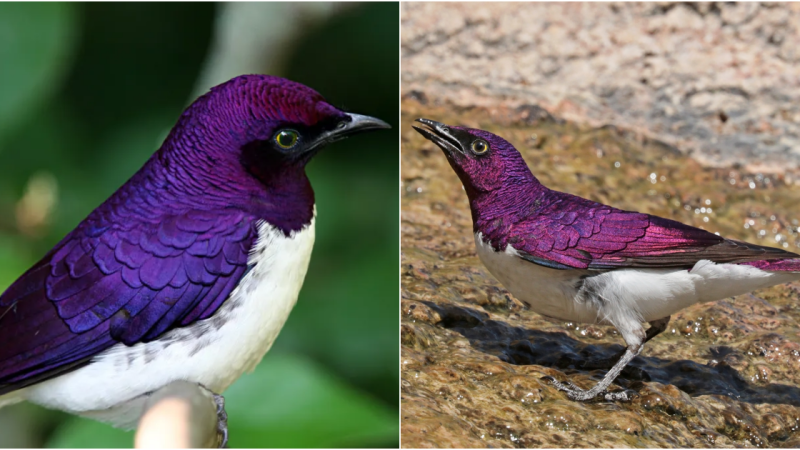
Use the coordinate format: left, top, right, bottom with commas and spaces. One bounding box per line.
412, 118, 536, 197
169, 75, 390, 187
153, 75, 389, 229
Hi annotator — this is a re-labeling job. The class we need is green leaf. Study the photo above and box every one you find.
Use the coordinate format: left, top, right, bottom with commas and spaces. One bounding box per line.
226, 353, 397, 448
46, 419, 133, 448
0, 3, 77, 143
0, 235, 34, 291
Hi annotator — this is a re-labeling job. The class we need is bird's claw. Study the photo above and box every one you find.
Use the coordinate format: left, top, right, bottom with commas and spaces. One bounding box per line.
601, 389, 633, 402
542, 376, 633, 402
213, 393, 229, 448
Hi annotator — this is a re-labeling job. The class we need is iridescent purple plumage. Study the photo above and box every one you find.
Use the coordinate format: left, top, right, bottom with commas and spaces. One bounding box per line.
0, 75, 387, 395
413, 117, 800, 403
416, 122, 798, 272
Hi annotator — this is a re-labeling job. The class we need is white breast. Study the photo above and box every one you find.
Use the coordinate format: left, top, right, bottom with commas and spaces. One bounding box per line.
474, 233, 599, 324
22, 216, 316, 428
474, 232, 800, 331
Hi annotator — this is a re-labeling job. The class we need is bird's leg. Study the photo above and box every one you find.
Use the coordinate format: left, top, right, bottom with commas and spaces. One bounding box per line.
644, 316, 670, 344
197, 385, 229, 448
212, 393, 229, 448
546, 321, 650, 401
580, 316, 669, 370
546, 343, 642, 401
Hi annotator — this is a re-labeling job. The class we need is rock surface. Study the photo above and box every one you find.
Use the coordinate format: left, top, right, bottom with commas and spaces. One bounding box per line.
401, 2, 800, 172
400, 102, 800, 448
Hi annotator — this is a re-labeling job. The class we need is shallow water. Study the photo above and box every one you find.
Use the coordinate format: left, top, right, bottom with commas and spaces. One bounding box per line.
400, 100, 800, 448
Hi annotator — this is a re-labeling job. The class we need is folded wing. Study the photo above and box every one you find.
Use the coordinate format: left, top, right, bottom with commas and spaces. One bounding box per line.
0, 207, 255, 393
500, 191, 797, 270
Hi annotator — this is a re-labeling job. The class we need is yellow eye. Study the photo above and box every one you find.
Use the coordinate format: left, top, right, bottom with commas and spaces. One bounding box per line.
275, 129, 299, 149
471, 139, 489, 154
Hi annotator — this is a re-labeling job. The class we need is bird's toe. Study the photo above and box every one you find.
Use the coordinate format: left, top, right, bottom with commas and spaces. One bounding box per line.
543, 376, 592, 399
601, 388, 637, 402
213, 393, 229, 448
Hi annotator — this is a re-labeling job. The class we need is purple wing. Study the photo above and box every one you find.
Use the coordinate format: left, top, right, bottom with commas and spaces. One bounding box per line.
495, 191, 797, 270
0, 208, 255, 393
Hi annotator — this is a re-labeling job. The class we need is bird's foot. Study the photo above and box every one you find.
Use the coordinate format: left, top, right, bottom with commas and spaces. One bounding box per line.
212, 393, 229, 448
542, 376, 633, 402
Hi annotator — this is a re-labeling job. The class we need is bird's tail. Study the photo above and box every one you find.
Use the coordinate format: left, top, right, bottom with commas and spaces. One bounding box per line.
741, 258, 800, 272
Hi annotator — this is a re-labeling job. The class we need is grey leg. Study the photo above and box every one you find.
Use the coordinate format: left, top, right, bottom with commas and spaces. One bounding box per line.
580, 316, 670, 370
212, 393, 229, 448
544, 317, 667, 402
545, 343, 643, 401
644, 316, 670, 344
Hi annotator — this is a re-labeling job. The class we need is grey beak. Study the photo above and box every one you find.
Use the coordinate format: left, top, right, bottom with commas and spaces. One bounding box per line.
308, 113, 391, 152
343, 113, 392, 134
412, 117, 464, 155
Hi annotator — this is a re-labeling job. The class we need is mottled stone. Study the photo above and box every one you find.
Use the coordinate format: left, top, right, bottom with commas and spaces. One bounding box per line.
402, 2, 800, 173
401, 102, 800, 448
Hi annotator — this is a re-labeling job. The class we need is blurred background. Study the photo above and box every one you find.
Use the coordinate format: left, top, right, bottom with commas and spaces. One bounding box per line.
0, 2, 398, 448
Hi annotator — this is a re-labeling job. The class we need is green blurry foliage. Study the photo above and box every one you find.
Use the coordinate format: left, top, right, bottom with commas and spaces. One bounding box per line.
0, 3, 77, 144
0, 3, 399, 448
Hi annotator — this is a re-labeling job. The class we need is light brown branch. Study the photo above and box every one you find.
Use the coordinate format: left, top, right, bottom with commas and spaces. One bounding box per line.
135, 381, 219, 448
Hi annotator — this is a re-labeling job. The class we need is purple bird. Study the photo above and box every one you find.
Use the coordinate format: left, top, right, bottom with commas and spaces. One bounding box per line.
413, 118, 800, 402
0, 75, 389, 443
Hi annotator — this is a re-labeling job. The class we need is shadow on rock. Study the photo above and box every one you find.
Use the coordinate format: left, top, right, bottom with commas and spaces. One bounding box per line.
424, 301, 800, 407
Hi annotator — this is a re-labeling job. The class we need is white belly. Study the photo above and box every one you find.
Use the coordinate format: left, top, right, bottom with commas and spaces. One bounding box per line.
21, 218, 315, 428
474, 233, 800, 326
474, 233, 599, 323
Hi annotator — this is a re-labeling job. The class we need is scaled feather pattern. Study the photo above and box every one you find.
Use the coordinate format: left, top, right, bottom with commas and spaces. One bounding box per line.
441, 126, 800, 272
0, 75, 344, 392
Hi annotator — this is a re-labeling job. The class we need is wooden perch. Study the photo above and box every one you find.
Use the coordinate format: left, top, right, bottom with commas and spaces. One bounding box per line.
135, 381, 221, 448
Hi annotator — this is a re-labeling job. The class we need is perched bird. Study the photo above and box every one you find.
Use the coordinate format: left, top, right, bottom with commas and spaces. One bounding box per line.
413, 118, 800, 402
0, 75, 390, 443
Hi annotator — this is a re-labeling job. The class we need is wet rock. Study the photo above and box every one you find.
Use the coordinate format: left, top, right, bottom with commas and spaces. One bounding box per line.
401, 102, 800, 447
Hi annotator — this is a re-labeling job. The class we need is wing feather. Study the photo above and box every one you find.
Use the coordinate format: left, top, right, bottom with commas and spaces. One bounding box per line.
496, 191, 799, 271
0, 208, 256, 394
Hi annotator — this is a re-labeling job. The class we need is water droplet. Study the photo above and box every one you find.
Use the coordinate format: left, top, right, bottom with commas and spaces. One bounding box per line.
614, 161, 621, 168
703, 217, 709, 223
749, 181, 756, 189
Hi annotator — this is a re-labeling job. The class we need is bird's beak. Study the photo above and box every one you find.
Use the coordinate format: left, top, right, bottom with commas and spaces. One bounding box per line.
342, 113, 392, 134
411, 118, 464, 155
307, 113, 391, 153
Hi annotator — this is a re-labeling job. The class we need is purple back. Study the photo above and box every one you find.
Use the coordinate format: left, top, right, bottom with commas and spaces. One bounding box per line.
0, 75, 343, 391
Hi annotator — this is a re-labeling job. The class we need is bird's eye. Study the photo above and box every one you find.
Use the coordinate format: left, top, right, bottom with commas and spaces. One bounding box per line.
275, 129, 299, 149
471, 139, 489, 154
